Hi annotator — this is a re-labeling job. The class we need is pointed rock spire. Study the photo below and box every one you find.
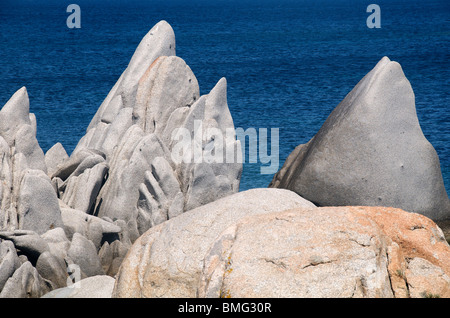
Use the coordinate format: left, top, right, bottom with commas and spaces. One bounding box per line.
0, 87, 31, 146
86, 20, 176, 133
271, 56, 450, 220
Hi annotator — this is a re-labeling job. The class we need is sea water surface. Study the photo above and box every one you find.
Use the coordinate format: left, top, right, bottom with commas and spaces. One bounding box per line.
0, 0, 449, 193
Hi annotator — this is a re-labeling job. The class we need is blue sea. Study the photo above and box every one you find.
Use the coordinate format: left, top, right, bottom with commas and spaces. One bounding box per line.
0, 0, 449, 193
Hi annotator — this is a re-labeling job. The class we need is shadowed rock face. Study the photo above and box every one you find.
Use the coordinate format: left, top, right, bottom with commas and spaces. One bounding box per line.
270, 56, 450, 221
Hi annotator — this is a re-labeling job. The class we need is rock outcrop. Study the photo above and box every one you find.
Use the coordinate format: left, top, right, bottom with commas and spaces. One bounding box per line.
0, 261, 52, 298
0, 20, 242, 298
0, 88, 63, 235
52, 20, 242, 242
270, 57, 450, 221
112, 188, 317, 298
200, 206, 450, 298
1, 20, 449, 299
114, 196, 450, 298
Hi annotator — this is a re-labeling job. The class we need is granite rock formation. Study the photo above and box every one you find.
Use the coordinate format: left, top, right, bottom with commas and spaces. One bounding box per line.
114, 195, 450, 298
55, 20, 242, 242
0, 20, 242, 298
199, 206, 450, 298
112, 188, 316, 298
0, 22, 448, 299
270, 57, 450, 221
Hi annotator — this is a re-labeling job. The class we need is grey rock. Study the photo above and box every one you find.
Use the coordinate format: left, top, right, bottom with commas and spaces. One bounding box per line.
270, 56, 450, 221
28, 113, 37, 136
98, 242, 113, 274
175, 78, 242, 205
95, 77, 242, 240
0, 230, 50, 264
48, 21, 243, 245
91, 125, 144, 228
103, 240, 129, 277
0, 240, 21, 292
82, 122, 110, 153
133, 55, 199, 135
86, 222, 104, 251
119, 21, 176, 108
100, 95, 123, 125
41, 227, 70, 244
112, 219, 132, 247
85, 20, 176, 135
18, 255, 28, 265
67, 233, 104, 277
48, 243, 70, 263
41, 275, 115, 298
65, 256, 88, 282
14, 124, 47, 173
51, 176, 64, 197
106, 257, 124, 277
61, 160, 108, 214
17, 169, 63, 234
0, 152, 27, 232
50, 148, 105, 181
40, 227, 71, 261
45, 143, 69, 177
65, 153, 105, 180
95, 131, 173, 241
269, 142, 308, 189
0, 137, 12, 218
100, 107, 133, 158
160, 106, 190, 146
60, 206, 121, 240
184, 163, 232, 211
36, 251, 68, 289
97, 239, 129, 277
0, 88, 46, 173
112, 188, 315, 298
0, 88, 59, 234
0, 87, 31, 146
110, 240, 128, 260
0, 261, 51, 298
137, 157, 183, 230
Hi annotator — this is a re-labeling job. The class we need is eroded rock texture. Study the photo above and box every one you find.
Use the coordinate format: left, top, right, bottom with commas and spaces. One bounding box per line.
0, 20, 242, 298
54, 20, 242, 242
112, 188, 316, 298
0, 87, 63, 235
113, 197, 450, 298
